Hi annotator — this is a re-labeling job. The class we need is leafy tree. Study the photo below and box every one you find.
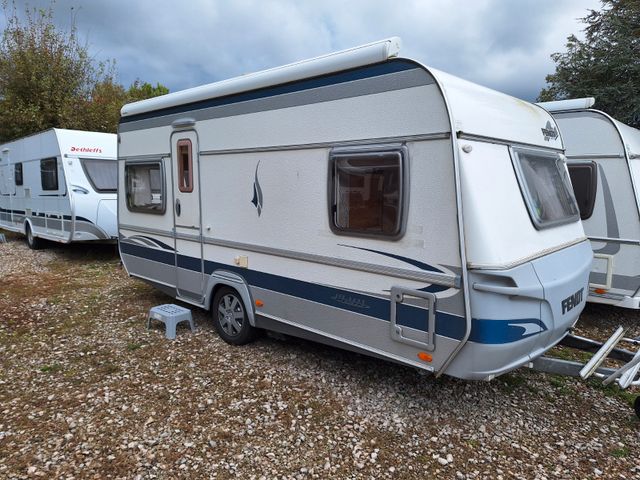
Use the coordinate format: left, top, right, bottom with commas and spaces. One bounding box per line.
127, 80, 169, 103
539, 0, 640, 128
0, 1, 168, 141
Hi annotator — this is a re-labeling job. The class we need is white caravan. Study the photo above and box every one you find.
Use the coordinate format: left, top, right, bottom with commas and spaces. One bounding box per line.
118, 38, 592, 381
538, 99, 640, 309
0, 128, 118, 248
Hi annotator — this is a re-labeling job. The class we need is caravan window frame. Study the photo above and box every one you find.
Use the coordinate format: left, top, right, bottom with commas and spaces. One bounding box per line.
567, 161, 598, 220
40, 157, 59, 191
328, 145, 408, 240
80, 158, 118, 193
177, 139, 193, 193
14, 162, 23, 186
124, 159, 166, 214
510, 147, 580, 230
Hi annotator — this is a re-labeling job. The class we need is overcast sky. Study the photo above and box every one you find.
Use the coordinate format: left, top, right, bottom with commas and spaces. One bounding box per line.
2, 0, 602, 101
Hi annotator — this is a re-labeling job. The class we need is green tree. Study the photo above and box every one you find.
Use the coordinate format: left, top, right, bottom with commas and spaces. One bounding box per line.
539, 0, 640, 128
127, 80, 169, 103
0, 1, 168, 141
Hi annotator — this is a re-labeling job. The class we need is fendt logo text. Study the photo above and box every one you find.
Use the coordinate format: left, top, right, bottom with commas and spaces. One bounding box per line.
561, 288, 584, 314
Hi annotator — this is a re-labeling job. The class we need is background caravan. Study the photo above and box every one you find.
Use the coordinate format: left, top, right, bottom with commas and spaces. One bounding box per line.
538, 99, 640, 309
118, 38, 592, 380
0, 128, 118, 249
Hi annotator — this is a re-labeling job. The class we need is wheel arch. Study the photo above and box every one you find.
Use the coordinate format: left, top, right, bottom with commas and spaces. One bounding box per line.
23, 218, 34, 236
204, 270, 256, 326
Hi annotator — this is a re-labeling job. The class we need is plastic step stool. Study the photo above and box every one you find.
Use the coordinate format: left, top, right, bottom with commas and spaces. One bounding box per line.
147, 304, 195, 340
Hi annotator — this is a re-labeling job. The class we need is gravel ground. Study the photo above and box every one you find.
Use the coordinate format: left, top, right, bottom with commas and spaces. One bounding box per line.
0, 232, 639, 479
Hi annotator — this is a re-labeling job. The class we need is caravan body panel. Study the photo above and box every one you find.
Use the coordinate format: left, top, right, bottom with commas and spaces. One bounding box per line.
547, 109, 640, 308
0, 129, 117, 244
119, 39, 590, 379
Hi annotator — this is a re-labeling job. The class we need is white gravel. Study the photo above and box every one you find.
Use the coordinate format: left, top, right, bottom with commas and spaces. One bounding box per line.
0, 233, 639, 479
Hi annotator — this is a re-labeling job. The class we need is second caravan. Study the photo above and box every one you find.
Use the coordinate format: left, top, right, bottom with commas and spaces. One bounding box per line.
117, 38, 592, 380
0, 128, 118, 248
538, 98, 640, 308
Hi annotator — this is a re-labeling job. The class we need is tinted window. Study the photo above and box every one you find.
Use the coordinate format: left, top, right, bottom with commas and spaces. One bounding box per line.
177, 139, 193, 193
331, 148, 404, 237
512, 148, 580, 229
14, 163, 23, 186
568, 162, 598, 220
40, 158, 58, 191
81, 159, 117, 193
125, 162, 165, 214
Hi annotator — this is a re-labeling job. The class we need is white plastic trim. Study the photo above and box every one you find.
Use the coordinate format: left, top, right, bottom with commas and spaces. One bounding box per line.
536, 97, 596, 112
121, 37, 402, 117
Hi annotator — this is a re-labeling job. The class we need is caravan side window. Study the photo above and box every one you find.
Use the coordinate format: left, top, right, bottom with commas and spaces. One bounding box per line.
14, 163, 23, 186
177, 139, 193, 193
511, 148, 580, 229
568, 162, 598, 220
125, 161, 165, 214
40, 157, 58, 191
330, 147, 406, 238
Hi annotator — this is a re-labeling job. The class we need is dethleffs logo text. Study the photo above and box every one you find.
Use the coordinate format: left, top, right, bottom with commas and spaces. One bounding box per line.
541, 121, 559, 142
70, 146, 103, 153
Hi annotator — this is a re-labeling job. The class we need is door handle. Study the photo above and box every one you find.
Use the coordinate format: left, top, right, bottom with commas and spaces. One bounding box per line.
175, 198, 181, 216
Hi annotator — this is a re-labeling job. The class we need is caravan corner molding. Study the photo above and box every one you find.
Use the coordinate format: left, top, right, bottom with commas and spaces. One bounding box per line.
537, 98, 640, 309
118, 38, 592, 380
0, 128, 118, 248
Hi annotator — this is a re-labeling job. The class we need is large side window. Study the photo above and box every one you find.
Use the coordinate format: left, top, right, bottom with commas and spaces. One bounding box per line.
40, 157, 58, 191
81, 159, 118, 193
567, 162, 598, 220
14, 163, 23, 186
512, 148, 580, 229
125, 161, 165, 214
330, 147, 406, 238
177, 139, 193, 193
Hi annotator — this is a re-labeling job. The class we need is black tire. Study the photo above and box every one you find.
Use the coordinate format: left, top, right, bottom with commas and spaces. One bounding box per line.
634, 396, 640, 420
212, 287, 256, 345
25, 223, 42, 250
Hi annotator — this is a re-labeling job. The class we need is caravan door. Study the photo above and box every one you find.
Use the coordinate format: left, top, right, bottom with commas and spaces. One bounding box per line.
170, 131, 204, 302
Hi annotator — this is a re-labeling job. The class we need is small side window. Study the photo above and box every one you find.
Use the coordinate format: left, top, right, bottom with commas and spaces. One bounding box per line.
125, 161, 165, 214
568, 161, 598, 220
330, 147, 406, 238
177, 139, 193, 193
40, 157, 58, 191
14, 163, 23, 186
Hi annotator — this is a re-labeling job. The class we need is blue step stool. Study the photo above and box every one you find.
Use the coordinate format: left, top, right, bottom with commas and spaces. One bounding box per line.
147, 304, 195, 340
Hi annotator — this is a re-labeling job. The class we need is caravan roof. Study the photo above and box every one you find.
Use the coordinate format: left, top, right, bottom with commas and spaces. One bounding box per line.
121, 38, 562, 151
538, 98, 640, 159
0, 128, 117, 161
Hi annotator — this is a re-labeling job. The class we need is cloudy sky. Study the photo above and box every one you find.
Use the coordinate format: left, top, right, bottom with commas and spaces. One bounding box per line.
2, 0, 602, 101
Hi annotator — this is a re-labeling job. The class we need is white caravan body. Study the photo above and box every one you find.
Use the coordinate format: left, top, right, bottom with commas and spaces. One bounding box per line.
0, 128, 118, 245
118, 38, 591, 380
538, 99, 640, 309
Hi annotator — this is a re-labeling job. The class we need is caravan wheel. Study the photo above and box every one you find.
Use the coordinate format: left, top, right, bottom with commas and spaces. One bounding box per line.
25, 223, 42, 250
212, 287, 256, 345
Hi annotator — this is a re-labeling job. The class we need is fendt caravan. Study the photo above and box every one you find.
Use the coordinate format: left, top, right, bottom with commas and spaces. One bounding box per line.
0, 129, 118, 248
538, 99, 640, 309
118, 38, 592, 381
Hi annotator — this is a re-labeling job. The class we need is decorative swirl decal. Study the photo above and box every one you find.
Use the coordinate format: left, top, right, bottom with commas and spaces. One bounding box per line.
251, 161, 263, 217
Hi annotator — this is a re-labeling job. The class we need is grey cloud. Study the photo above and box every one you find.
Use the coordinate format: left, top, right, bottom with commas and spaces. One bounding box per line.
3, 0, 600, 101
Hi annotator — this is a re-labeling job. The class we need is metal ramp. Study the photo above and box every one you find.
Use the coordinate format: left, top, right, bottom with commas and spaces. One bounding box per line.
529, 327, 640, 418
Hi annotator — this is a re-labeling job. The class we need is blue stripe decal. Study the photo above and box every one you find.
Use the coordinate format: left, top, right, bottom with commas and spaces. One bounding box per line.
119, 242, 546, 345
338, 244, 451, 293
0, 206, 91, 223
119, 59, 421, 124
